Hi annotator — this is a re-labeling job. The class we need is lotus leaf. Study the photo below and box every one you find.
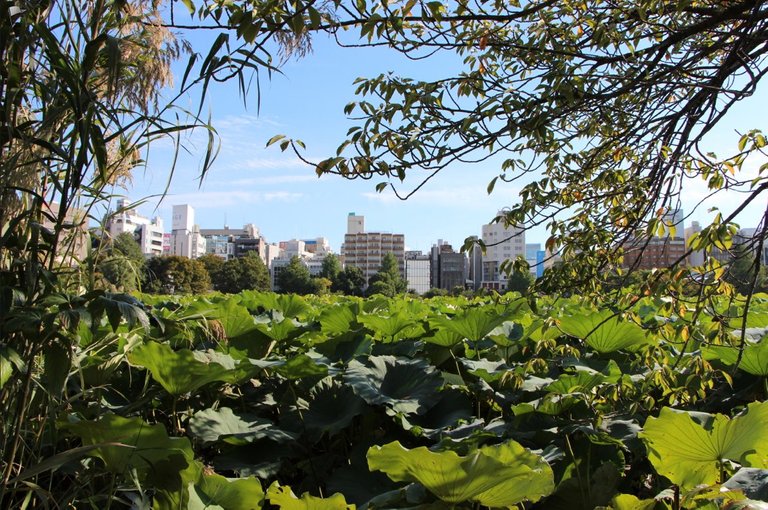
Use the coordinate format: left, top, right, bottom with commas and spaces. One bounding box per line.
559, 310, 648, 353
367, 440, 554, 506
188, 473, 264, 510
266, 482, 354, 510
128, 342, 254, 395
189, 407, 296, 445
358, 311, 425, 342
430, 308, 510, 342
344, 356, 443, 415
65, 415, 198, 489
610, 494, 656, 510
301, 377, 365, 440
703, 339, 768, 376
641, 402, 768, 488
319, 304, 359, 336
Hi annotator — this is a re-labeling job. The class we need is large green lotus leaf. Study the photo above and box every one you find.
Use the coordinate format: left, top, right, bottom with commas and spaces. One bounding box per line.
254, 317, 306, 343
312, 331, 373, 363
273, 354, 329, 379
641, 402, 768, 489
65, 415, 199, 490
422, 328, 464, 347
210, 299, 262, 343
702, 339, 768, 376
238, 292, 310, 319
128, 342, 254, 396
189, 407, 296, 445
358, 311, 425, 342
367, 440, 554, 506
302, 377, 365, 440
545, 361, 621, 395
188, 472, 264, 510
460, 359, 510, 383
559, 310, 649, 353
319, 304, 359, 336
430, 308, 510, 342
266, 482, 353, 510
344, 356, 443, 415
396, 388, 473, 437
610, 494, 656, 510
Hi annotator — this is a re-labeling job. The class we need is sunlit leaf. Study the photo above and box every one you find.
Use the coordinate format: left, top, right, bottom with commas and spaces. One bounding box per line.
641, 403, 768, 488
367, 440, 554, 506
559, 310, 648, 353
266, 482, 353, 509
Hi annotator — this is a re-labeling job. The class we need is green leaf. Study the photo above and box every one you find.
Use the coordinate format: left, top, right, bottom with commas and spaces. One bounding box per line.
358, 311, 425, 342
188, 472, 264, 510
301, 377, 365, 440
702, 339, 768, 375
641, 403, 768, 488
189, 407, 296, 445
266, 482, 353, 509
559, 310, 648, 353
344, 355, 443, 415
430, 308, 510, 342
367, 440, 554, 506
266, 134, 287, 147
0, 344, 23, 389
65, 415, 199, 489
128, 342, 255, 396
609, 493, 656, 510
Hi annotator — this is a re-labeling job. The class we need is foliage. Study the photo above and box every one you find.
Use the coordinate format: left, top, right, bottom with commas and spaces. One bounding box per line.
333, 266, 366, 296
726, 244, 768, 296
198, 253, 226, 284
215, 253, 271, 294
319, 254, 341, 282
3, 288, 766, 506
144, 255, 211, 294
277, 256, 317, 295
507, 269, 535, 295
98, 232, 146, 291
367, 253, 407, 297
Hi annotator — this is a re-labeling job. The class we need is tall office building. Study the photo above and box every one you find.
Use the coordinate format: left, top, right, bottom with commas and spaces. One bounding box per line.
405, 251, 431, 294
341, 213, 405, 283
481, 211, 525, 288
171, 204, 206, 259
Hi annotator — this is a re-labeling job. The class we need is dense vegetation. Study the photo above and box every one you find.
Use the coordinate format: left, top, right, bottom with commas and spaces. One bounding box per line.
2, 289, 768, 508
2, 0, 767, 507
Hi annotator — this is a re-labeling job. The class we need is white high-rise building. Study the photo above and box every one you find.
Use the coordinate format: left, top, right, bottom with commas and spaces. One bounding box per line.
341, 213, 405, 283
171, 204, 206, 259
105, 198, 165, 257
481, 211, 525, 287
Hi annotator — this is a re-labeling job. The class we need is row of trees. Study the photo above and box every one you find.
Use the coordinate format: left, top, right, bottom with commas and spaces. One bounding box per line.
96, 235, 412, 296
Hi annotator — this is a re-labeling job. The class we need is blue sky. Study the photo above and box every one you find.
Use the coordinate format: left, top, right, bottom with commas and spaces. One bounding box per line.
122, 31, 767, 254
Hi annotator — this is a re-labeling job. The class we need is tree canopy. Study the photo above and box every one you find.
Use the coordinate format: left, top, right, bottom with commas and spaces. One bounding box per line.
214, 253, 271, 294
368, 253, 408, 297
144, 256, 211, 294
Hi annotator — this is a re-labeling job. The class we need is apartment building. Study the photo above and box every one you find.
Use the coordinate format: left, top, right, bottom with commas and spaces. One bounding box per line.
105, 198, 165, 257
341, 213, 405, 283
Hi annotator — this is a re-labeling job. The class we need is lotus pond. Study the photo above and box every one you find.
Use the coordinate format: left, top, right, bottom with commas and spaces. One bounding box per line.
4, 290, 768, 509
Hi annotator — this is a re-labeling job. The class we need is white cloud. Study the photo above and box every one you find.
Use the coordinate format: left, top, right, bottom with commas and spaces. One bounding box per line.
155, 189, 304, 209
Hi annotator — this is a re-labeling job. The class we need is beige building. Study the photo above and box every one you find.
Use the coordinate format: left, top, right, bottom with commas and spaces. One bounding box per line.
341, 213, 405, 283
105, 198, 165, 257
481, 211, 526, 284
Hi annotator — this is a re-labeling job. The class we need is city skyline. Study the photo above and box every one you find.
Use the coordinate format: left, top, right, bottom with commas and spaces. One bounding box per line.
120, 35, 767, 256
